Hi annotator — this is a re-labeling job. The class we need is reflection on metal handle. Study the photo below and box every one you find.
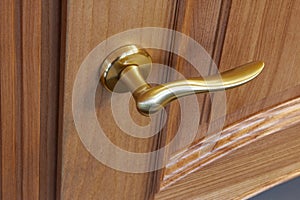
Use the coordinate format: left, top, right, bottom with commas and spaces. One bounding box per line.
100, 45, 264, 115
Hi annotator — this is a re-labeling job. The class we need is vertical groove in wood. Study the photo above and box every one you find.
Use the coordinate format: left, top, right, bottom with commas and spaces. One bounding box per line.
151, 1, 181, 196
155, 0, 232, 194
56, 0, 67, 199
200, 0, 232, 128
163, 0, 232, 159
15, 0, 23, 198
211, 0, 232, 67
40, 0, 61, 199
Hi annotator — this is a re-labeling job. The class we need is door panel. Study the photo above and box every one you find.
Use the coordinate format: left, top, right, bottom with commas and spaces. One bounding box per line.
164, 0, 300, 156
219, 0, 300, 126
157, 0, 300, 198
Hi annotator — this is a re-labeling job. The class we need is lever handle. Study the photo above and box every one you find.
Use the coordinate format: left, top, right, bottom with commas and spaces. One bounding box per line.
100, 45, 264, 115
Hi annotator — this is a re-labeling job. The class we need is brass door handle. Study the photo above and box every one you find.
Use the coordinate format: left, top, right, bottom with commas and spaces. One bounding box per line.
100, 45, 264, 115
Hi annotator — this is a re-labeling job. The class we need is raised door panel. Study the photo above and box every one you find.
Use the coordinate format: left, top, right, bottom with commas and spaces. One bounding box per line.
163, 0, 300, 156
219, 0, 300, 126
157, 0, 300, 199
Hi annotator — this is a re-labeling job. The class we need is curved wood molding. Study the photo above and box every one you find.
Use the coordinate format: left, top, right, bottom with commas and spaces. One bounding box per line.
161, 97, 300, 190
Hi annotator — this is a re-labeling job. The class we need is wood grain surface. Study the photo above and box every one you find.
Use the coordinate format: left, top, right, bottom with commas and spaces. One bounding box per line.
59, 0, 300, 199
164, 0, 232, 157
156, 0, 300, 198
0, 1, 22, 198
163, 0, 300, 156
160, 97, 300, 190
57, 0, 178, 199
21, 1, 42, 198
218, 0, 300, 126
40, 0, 61, 199
155, 97, 300, 199
2, 0, 298, 199
0, 0, 61, 199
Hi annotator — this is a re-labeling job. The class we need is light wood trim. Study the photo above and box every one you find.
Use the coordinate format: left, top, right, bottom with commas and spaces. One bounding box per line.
155, 97, 300, 199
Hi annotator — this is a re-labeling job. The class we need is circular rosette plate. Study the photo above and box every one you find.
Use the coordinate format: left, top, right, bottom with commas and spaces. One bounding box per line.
100, 44, 152, 93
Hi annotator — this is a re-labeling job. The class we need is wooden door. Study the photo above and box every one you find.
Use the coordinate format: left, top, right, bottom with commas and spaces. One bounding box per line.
1, 0, 300, 199
58, 0, 300, 199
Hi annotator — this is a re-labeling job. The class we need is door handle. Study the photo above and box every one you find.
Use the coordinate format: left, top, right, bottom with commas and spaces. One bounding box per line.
100, 45, 264, 115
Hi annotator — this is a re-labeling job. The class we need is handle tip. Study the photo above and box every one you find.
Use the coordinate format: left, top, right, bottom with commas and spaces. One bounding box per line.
256, 61, 265, 72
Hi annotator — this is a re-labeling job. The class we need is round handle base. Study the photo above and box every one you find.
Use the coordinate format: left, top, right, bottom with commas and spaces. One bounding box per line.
100, 45, 152, 93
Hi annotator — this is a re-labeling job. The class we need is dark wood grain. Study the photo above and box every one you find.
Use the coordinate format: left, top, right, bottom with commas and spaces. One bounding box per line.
0, 0, 61, 199
40, 0, 61, 199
